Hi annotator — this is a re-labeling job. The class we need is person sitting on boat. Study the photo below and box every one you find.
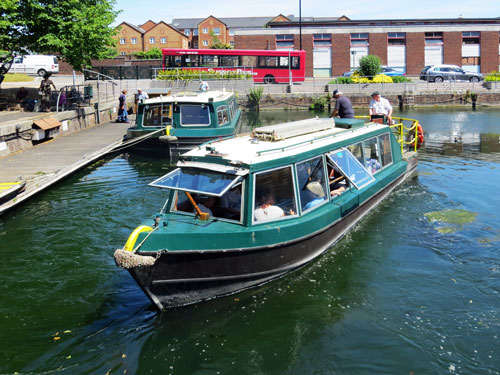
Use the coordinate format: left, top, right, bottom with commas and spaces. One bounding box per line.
220, 184, 241, 219
303, 181, 326, 210
254, 188, 285, 221
194, 196, 215, 216
329, 168, 347, 197
369, 91, 392, 125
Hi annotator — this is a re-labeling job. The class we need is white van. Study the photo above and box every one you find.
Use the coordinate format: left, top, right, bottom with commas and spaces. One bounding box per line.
10, 55, 59, 76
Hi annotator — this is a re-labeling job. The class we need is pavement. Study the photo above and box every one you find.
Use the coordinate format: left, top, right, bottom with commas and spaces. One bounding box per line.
0, 115, 130, 215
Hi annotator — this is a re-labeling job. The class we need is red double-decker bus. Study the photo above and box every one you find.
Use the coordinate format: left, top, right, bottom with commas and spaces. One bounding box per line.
162, 48, 305, 84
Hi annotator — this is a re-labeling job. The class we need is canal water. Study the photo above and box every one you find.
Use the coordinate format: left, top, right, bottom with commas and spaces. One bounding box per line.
1, 108, 499, 375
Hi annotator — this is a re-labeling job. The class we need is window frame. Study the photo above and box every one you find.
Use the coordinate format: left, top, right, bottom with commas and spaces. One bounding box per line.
295, 155, 329, 215
179, 104, 211, 127
149, 37, 156, 44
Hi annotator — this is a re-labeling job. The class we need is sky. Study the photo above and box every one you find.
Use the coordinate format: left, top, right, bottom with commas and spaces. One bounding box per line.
113, 0, 500, 26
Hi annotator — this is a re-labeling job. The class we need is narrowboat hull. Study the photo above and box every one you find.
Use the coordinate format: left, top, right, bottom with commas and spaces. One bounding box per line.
128, 162, 415, 310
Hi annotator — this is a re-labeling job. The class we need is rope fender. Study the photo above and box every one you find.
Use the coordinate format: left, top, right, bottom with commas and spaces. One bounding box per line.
113, 249, 157, 269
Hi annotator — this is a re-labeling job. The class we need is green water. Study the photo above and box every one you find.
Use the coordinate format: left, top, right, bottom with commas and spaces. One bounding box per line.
1, 108, 500, 374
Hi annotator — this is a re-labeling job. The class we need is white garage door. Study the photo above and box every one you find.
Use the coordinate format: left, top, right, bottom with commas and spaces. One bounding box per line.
350, 47, 369, 68
425, 46, 443, 66
387, 45, 406, 72
313, 47, 331, 77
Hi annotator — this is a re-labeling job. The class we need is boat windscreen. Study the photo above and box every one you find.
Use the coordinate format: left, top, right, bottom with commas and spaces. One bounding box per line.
149, 168, 240, 197
327, 148, 375, 189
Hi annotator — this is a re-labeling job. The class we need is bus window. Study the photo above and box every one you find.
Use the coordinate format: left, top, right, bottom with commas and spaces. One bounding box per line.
220, 55, 239, 67
291, 56, 300, 69
258, 56, 278, 68
279, 56, 290, 67
241, 55, 257, 68
200, 55, 218, 67
183, 55, 199, 67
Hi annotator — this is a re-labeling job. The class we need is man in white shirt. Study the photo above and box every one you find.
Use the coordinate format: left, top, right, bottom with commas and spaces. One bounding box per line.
369, 91, 392, 124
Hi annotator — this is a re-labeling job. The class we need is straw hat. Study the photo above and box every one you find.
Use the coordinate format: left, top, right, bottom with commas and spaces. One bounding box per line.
306, 181, 325, 198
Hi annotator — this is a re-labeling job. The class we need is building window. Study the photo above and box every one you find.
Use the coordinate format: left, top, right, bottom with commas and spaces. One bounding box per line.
120, 52, 126, 56
184, 29, 190, 36
230, 40, 235, 47
202, 27, 208, 34
229, 30, 235, 36
213, 27, 220, 35
313, 34, 331, 47
120, 38, 126, 45
131, 38, 137, 45
149, 37, 156, 44
462, 56, 480, 66
203, 40, 208, 46
193, 29, 198, 36
388, 32, 405, 45
276, 34, 294, 48
425, 32, 443, 45
462, 31, 480, 44
351, 33, 369, 46
161, 37, 167, 44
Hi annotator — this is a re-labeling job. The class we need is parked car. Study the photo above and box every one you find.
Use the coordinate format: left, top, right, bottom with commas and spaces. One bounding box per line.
9, 55, 59, 76
420, 64, 483, 83
342, 66, 405, 77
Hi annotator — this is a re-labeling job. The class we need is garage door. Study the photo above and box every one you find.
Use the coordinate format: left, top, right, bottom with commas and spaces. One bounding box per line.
388, 46, 406, 72
425, 46, 443, 66
313, 47, 331, 77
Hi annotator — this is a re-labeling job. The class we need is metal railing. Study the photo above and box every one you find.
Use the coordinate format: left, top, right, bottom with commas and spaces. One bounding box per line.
55, 84, 93, 112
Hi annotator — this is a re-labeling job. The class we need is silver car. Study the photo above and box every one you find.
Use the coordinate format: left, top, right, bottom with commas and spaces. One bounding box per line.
420, 64, 483, 83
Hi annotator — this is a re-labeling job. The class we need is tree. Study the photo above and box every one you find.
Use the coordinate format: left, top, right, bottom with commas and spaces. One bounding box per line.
135, 47, 162, 60
0, 0, 119, 71
209, 31, 232, 49
359, 55, 382, 77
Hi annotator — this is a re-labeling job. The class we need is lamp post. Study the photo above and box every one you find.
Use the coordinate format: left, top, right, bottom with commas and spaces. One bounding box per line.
299, 0, 302, 50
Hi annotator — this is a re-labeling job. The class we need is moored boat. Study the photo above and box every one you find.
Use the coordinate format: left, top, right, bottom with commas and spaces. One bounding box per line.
0, 181, 26, 204
124, 90, 242, 157
114, 116, 422, 310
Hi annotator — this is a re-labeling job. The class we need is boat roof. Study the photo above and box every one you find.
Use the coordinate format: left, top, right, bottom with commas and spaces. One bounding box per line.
141, 90, 235, 105
181, 117, 388, 168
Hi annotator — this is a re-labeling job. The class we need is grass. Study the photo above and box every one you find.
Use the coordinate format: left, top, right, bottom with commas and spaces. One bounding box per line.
3, 73, 35, 82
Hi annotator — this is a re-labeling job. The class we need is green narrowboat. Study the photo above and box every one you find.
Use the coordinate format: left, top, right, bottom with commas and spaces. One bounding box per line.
125, 90, 241, 156
114, 116, 421, 310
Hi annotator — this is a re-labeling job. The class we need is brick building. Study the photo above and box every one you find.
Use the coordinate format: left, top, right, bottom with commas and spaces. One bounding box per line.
115, 21, 188, 55
234, 18, 500, 77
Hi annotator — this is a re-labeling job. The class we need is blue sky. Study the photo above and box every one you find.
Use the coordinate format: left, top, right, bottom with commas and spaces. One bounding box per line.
113, 0, 500, 26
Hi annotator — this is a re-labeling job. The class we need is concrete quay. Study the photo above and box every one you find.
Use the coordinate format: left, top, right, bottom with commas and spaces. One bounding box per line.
0, 117, 129, 215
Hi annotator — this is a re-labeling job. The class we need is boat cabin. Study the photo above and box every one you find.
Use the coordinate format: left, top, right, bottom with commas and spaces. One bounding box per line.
150, 117, 403, 229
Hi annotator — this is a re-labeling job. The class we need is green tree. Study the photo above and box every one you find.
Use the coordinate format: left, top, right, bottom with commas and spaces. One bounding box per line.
209, 31, 232, 49
0, 0, 119, 71
359, 55, 382, 77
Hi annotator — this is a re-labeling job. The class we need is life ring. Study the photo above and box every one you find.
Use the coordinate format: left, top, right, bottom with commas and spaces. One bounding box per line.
416, 123, 424, 149
124, 225, 153, 252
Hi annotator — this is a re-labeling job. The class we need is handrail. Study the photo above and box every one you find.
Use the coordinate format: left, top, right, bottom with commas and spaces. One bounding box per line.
82, 68, 118, 85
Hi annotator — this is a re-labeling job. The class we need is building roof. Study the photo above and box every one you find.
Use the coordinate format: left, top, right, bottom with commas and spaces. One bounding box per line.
117, 21, 145, 33
171, 16, 290, 29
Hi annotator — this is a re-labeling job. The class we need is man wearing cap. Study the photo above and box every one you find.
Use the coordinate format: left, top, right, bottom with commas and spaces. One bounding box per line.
369, 91, 392, 124
135, 88, 149, 113
330, 89, 355, 119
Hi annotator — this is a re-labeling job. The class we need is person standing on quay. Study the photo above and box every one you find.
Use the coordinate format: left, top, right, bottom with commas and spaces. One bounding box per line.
330, 89, 355, 119
39, 74, 56, 112
117, 89, 129, 123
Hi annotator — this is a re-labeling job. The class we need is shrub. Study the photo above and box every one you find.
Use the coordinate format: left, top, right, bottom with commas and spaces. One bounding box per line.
392, 75, 411, 83
485, 71, 500, 81
309, 95, 329, 110
371, 74, 393, 83
247, 86, 264, 111
157, 68, 252, 81
359, 55, 382, 77
329, 77, 352, 84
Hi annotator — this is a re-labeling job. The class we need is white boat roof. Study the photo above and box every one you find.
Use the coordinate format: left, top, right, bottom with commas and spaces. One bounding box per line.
182, 117, 387, 166
141, 90, 235, 104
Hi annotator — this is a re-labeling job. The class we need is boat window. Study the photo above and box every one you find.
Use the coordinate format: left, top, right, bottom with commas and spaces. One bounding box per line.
171, 189, 242, 222
347, 142, 364, 165
296, 156, 328, 213
378, 133, 393, 167
327, 162, 350, 198
327, 148, 375, 190
180, 104, 210, 126
217, 105, 229, 126
142, 104, 173, 127
363, 137, 382, 174
150, 168, 240, 197
253, 166, 297, 223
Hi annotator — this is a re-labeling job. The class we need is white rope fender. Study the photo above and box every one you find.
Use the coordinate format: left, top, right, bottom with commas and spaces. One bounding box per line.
113, 249, 157, 269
